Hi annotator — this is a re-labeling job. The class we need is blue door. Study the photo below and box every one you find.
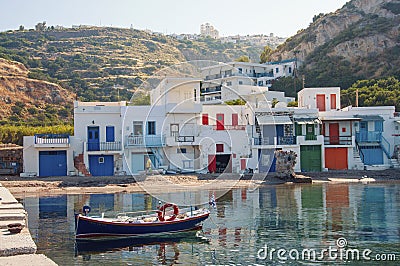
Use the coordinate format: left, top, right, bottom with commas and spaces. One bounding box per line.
361, 147, 383, 165
106, 126, 115, 142
88, 126, 100, 151
39, 150, 67, 177
359, 121, 368, 141
258, 149, 276, 173
89, 155, 114, 176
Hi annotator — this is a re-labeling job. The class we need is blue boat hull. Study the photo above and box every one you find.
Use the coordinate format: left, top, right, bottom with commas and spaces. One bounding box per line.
75, 212, 209, 239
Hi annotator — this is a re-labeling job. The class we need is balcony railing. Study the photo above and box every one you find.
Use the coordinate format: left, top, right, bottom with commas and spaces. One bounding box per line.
356, 131, 382, 143
305, 135, 317, 141
277, 136, 296, 145
176, 136, 195, 142
34, 134, 70, 144
324, 136, 353, 145
126, 135, 164, 147
253, 137, 272, 146
213, 125, 246, 130
87, 141, 121, 151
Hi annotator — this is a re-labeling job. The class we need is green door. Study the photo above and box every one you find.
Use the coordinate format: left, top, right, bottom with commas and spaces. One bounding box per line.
300, 145, 322, 172
305, 124, 316, 140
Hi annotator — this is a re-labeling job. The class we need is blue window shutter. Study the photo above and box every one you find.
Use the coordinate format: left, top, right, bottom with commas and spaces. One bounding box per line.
374, 121, 383, 132
106, 126, 115, 142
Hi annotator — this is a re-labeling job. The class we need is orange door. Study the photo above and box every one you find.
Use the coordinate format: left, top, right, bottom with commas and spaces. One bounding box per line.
325, 148, 348, 170
316, 94, 326, 111
329, 123, 339, 145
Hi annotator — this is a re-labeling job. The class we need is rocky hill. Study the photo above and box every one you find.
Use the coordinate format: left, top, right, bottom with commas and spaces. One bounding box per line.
0, 58, 75, 124
271, 0, 400, 89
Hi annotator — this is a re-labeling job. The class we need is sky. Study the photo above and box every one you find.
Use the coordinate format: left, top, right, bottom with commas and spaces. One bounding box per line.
0, 0, 349, 37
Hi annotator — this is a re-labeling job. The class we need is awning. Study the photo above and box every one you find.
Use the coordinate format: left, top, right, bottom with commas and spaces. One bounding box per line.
320, 117, 361, 121
395, 120, 400, 125
293, 115, 321, 124
354, 115, 383, 121
256, 115, 292, 125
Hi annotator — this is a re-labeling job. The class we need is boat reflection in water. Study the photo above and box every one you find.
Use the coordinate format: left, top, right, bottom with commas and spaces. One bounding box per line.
74, 229, 210, 262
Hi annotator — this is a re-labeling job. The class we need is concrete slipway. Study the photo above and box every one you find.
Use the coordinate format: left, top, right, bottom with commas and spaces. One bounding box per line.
0, 183, 56, 265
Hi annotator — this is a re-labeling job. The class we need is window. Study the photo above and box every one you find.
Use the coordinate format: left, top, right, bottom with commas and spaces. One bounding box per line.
202, 114, 209, 125
98, 157, 104, 164
375, 121, 383, 132
226, 81, 232, 86
133, 121, 143, 136
258, 81, 263, 86
194, 88, 197, 101
238, 68, 242, 74
177, 148, 187, 153
288, 67, 292, 73
147, 121, 156, 135
342, 127, 346, 133
216, 144, 224, 153
330, 94, 337, 109
239, 80, 243, 85
106, 126, 115, 142
276, 68, 279, 73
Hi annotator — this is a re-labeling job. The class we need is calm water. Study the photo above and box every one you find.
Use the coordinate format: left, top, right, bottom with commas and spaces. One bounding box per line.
19, 182, 400, 265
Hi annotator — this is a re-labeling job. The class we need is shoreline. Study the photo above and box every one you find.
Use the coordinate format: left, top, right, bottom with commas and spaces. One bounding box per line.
1, 169, 400, 197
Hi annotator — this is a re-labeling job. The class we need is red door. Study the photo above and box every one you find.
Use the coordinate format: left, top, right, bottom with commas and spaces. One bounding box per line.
240, 158, 247, 170
216, 113, 225, 130
208, 155, 216, 173
316, 94, 326, 111
329, 123, 339, 144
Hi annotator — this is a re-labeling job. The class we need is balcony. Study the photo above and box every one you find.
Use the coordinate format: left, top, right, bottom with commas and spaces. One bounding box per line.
356, 131, 382, 143
176, 136, 195, 142
87, 141, 121, 151
253, 136, 297, 146
126, 135, 164, 147
277, 136, 296, 145
34, 134, 70, 148
324, 136, 353, 145
213, 125, 246, 130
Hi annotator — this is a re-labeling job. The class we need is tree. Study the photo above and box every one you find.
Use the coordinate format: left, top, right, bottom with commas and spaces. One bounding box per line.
236, 55, 250, 62
260, 46, 273, 63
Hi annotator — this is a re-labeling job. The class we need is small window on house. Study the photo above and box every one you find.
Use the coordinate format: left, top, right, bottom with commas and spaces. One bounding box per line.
238, 68, 242, 74
239, 80, 243, 85
98, 157, 104, 164
147, 121, 156, 135
288, 67, 292, 73
177, 148, 187, 153
216, 144, 224, 153
342, 128, 346, 133
258, 81, 263, 86
226, 81, 232, 86
276, 68, 279, 73
194, 88, 197, 101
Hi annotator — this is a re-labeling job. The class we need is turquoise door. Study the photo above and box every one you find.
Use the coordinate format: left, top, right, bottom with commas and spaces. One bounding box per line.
131, 154, 145, 174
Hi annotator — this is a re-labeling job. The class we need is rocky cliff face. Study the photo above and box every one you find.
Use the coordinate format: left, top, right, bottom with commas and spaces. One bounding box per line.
271, 0, 400, 87
0, 58, 75, 121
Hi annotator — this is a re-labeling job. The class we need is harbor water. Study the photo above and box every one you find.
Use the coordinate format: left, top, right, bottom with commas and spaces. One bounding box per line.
19, 182, 400, 265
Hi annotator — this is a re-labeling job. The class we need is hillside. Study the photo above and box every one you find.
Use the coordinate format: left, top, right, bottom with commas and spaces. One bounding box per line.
271, 0, 400, 89
0, 58, 75, 124
0, 27, 262, 109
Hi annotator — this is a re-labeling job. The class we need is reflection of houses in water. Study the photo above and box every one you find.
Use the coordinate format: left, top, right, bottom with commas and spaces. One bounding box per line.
325, 184, 349, 232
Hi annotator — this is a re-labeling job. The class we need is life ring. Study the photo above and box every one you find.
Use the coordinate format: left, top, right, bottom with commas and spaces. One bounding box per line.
157, 203, 179, 221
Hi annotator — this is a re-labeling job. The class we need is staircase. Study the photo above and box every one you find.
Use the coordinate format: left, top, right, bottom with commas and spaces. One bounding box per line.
390, 158, 400, 169
352, 147, 365, 170
73, 154, 91, 176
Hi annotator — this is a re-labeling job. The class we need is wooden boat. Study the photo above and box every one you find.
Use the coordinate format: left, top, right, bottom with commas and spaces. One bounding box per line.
75, 203, 210, 239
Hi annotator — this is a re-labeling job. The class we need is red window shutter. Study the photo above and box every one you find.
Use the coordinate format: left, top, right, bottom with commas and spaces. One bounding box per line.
330, 94, 337, 109
202, 113, 208, 125
232, 113, 238, 126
